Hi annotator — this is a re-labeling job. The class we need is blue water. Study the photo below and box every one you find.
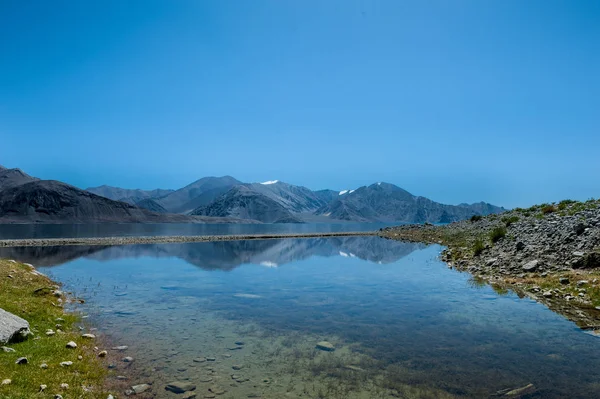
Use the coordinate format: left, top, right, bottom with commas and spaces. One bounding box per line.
0, 222, 390, 239
5, 237, 600, 398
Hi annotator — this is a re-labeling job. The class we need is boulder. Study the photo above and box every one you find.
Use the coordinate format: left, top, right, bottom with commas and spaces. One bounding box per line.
0, 308, 30, 344
522, 260, 539, 272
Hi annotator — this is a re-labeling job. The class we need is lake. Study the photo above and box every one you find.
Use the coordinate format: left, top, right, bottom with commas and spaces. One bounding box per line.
0, 222, 392, 240
3, 235, 600, 398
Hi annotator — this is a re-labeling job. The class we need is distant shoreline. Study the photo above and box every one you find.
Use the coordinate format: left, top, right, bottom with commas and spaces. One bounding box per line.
0, 231, 379, 248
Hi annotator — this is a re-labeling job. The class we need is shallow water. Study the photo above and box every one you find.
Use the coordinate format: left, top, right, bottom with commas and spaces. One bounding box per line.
7, 237, 600, 398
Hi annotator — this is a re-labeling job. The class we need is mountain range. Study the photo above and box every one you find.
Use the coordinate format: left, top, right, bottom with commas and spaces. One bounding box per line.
0, 164, 505, 224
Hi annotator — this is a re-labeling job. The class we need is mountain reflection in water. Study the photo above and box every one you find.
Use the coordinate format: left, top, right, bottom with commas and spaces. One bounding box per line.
0, 236, 425, 269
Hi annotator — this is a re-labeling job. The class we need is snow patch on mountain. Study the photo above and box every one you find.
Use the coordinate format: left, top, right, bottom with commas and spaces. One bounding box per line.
261, 180, 279, 185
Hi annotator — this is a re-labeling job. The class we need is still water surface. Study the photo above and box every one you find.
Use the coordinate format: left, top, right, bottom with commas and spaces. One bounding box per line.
4, 236, 600, 398
0, 222, 390, 239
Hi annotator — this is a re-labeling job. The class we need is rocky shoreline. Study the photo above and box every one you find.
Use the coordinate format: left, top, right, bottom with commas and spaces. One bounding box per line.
0, 231, 377, 248
380, 199, 600, 330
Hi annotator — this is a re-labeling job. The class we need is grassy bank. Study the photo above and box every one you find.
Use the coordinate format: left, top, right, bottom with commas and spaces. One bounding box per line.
0, 259, 110, 399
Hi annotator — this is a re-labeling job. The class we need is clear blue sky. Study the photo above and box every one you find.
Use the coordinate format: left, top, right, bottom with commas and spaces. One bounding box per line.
1, 0, 598, 208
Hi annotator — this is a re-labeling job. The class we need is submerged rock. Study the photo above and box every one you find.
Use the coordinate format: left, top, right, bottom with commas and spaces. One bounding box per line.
316, 341, 335, 351
503, 383, 536, 396
0, 308, 30, 344
131, 384, 150, 394
165, 381, 196, 394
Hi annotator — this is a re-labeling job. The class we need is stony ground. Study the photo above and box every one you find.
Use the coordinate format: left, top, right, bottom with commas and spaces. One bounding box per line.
380, 199, 600, 329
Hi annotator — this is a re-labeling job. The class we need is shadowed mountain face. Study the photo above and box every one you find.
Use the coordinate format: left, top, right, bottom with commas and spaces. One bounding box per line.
155, 176, 242, 214
317, 183, 505, 223
0, 167, 38, 190
85, 185, 174, 205
0, 168, 255, 224
0, 180, 195, 223
134, 198, 168, 213
191, 186, 303, 223
0, 236, 425, 270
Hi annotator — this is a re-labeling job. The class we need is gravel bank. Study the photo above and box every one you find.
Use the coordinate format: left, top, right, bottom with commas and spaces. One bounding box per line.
0, 231, 377, 248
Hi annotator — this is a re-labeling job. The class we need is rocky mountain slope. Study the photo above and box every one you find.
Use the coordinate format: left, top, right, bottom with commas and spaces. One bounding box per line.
0, 167, 38, 190
85, 185, 174, 204
134, 198, 168, 213
245, 181, 329, 213
191, 185, 302, 223
317, 182, 504, 223
155, 176, 241, 214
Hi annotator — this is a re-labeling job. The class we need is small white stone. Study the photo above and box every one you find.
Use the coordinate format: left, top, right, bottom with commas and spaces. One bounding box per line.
1, 379, 11, 386
40, 363, 48, 369
78, 355, 83, 360
60, 361, 73, 367
40, 384, 47, 392
81, 333, 95, 339
66, 341, 77, 349
60, 383, 69, 390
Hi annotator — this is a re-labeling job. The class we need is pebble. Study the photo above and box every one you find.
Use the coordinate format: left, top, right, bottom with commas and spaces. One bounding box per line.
199, 377, 213, 383
182, 392, 197, 399
206, 357, 216, 361
60, 361, 73, 367
193, 357, 207, 363
82, 333, 96, 339
15, 357, 28, 364
1, 346, 15, 353
54, 395, 63, 399
46, 329, 56, 336
40, 363, 48, 369
132, 383, 151, 394
60, 383, 69, 390
78, 355, 83, 360
123, 356, 134, 362
112, 345, 128, 351
66, 341, 77, 349
232, 364, 243, 370
1, 379, 11, 386
40, 384, 47, 391
98, 350, 108, 357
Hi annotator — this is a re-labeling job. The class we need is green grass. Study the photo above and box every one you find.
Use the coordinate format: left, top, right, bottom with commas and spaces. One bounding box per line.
472, 239, 485, 256
0, 259, 109, 399
541, 204, 557, 214
501, 215, 520, 227
489, 226, 507, 243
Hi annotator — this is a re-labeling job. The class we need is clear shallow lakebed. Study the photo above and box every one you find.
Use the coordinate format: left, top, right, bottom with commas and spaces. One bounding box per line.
5, 236, 600, 398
